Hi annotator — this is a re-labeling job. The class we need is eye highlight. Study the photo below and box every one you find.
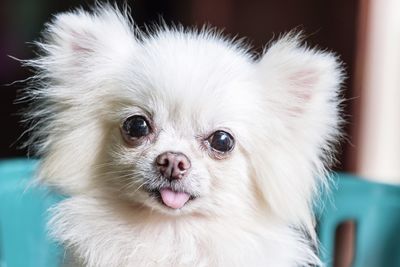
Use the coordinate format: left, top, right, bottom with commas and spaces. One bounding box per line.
208, 130, 235, 153
122, 115, 150, 139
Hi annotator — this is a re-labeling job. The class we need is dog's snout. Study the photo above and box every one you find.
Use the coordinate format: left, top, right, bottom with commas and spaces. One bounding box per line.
156, 152, 191, 180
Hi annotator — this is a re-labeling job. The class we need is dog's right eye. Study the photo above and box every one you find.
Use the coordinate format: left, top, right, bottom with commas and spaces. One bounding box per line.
122, 115, 150, 139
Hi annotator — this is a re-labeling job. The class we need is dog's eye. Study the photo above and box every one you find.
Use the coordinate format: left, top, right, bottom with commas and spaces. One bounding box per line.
122, 115, 150, 138
208, 131, 234, 153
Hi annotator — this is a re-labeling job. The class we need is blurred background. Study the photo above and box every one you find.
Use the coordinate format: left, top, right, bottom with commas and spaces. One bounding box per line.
1, 1, 399, 267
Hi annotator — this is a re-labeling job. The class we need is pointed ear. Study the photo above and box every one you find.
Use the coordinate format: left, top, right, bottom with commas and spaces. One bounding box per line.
251, 33, 344, 234
257, 33, 344, 147
24, 6, 138, 193
34, 5, 137, 82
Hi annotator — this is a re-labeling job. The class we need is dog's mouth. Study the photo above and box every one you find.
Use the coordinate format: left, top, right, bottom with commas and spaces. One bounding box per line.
149, 188, 196, 209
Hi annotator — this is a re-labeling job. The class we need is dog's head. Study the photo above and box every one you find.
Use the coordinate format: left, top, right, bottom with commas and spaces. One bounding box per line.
26, 5, 343, 231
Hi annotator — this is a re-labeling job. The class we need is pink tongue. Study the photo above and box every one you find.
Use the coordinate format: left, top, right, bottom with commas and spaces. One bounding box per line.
159, 188, 190, 209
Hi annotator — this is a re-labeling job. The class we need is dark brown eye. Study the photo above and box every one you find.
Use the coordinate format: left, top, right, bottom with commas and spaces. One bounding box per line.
208, 131, 234, 153
122, 115, 150, 138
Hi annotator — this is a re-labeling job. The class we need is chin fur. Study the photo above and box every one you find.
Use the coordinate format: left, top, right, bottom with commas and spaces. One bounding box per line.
22, 3, 344, 267
49, 196, 320, 267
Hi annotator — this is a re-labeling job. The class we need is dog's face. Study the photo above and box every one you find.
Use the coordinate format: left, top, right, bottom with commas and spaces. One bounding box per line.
28, 6, 342, 228
96, 35, 260, 215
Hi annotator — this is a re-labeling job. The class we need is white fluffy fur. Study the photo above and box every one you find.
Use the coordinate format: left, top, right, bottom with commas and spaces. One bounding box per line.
24, 4, 343, 267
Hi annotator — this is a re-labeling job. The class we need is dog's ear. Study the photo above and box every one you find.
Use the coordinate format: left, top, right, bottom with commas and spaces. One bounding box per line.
32, 4, 137, 83
257, 33, 343, 126
252, 33, 344, 234
24, 5, 138, 192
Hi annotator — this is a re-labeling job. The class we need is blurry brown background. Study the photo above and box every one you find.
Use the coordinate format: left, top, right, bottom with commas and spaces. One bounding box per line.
0, 0, 359, 172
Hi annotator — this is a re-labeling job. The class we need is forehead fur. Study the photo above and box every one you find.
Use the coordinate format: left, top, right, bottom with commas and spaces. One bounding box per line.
116, 30, 258, 131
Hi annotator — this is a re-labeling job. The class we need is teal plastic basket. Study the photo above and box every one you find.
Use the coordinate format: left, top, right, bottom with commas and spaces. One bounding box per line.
0, 159, 63, 267
318, 173, 400, 267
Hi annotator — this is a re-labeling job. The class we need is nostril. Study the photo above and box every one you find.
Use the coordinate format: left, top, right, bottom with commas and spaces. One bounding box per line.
177, 159, 190, 171
177, 161, 185, 171
160, 158, 169, 167
156, 154, 169, 167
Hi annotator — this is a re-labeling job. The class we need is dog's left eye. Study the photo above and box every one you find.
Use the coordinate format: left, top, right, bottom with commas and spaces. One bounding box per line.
122, 115, 150, 139
208, 130, 235, 153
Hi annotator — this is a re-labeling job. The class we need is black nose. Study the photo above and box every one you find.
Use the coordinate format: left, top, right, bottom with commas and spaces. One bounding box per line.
156, 152, 191, 180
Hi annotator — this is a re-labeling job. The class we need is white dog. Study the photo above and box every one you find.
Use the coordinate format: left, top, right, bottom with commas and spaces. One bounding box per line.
24, 4, 343, 267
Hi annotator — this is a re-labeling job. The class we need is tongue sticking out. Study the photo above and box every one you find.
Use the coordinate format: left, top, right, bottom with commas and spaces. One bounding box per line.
159, 188, 190, 209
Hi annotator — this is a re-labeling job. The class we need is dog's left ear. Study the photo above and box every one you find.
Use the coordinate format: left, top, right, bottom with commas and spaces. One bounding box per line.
253, 33, 344, 233
257, 33, 343, 128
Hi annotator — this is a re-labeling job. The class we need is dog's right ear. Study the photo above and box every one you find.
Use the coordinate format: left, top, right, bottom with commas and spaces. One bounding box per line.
23, 5, 138, 193
33, 4, 137, 83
